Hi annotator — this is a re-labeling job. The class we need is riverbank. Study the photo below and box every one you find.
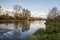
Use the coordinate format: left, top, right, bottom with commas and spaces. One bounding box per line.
27, 28, 46, 40
0, 20, 31, 23
27, 16, 60, 40
0, 20, 22, 23
0, 19, 46, 23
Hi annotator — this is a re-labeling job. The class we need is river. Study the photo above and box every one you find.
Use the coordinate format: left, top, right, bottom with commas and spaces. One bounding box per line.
0, 20, 46, 40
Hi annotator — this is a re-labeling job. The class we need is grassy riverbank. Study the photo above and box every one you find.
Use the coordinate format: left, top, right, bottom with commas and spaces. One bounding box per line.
0, 19, 46, 23
0, 20, 21, 22
0, 20, 31, 23
27, 16, 60, 40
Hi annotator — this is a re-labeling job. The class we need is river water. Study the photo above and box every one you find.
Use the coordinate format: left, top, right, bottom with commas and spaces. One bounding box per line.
0, 20, 46, 40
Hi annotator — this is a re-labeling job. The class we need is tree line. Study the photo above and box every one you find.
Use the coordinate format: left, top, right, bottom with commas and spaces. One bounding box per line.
0, 4, 31, 20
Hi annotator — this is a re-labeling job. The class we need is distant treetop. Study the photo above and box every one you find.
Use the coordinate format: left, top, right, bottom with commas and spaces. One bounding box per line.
14, 4, 22, 11
0, 6, 2, 8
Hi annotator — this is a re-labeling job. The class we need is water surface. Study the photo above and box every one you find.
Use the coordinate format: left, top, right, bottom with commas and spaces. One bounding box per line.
0, 20, 46, 40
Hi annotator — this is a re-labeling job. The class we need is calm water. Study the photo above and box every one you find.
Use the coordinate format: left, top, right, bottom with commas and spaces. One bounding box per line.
0, 20, 46, 40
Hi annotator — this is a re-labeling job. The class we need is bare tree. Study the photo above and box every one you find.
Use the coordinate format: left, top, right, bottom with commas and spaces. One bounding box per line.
47, 7, 59, 19
13, 4, 22, 19
14, 4, 22, 12
22, 9, 31, 19
0, 6, 3, 14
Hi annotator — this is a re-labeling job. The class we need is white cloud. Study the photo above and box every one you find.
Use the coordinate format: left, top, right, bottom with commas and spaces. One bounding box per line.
2, 8, 15, 16
3, 8, 13, 13
31, 11, 48, 18
3, 8, 15, 12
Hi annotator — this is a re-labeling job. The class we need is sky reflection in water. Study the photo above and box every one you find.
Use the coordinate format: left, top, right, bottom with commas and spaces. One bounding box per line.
0, 20, 46, 40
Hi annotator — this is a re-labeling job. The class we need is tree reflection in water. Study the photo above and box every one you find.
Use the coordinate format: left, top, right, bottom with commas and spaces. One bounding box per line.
0, 20, 46, 40
0, 21, 30, 40
19, 21, 30, 32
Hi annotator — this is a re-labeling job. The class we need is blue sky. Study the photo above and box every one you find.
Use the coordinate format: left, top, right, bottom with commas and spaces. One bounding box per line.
0, 0, 60, 17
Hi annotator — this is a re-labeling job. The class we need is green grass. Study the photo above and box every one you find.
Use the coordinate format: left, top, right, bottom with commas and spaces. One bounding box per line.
27, 16, 60, 40
0, 20, 30, 22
